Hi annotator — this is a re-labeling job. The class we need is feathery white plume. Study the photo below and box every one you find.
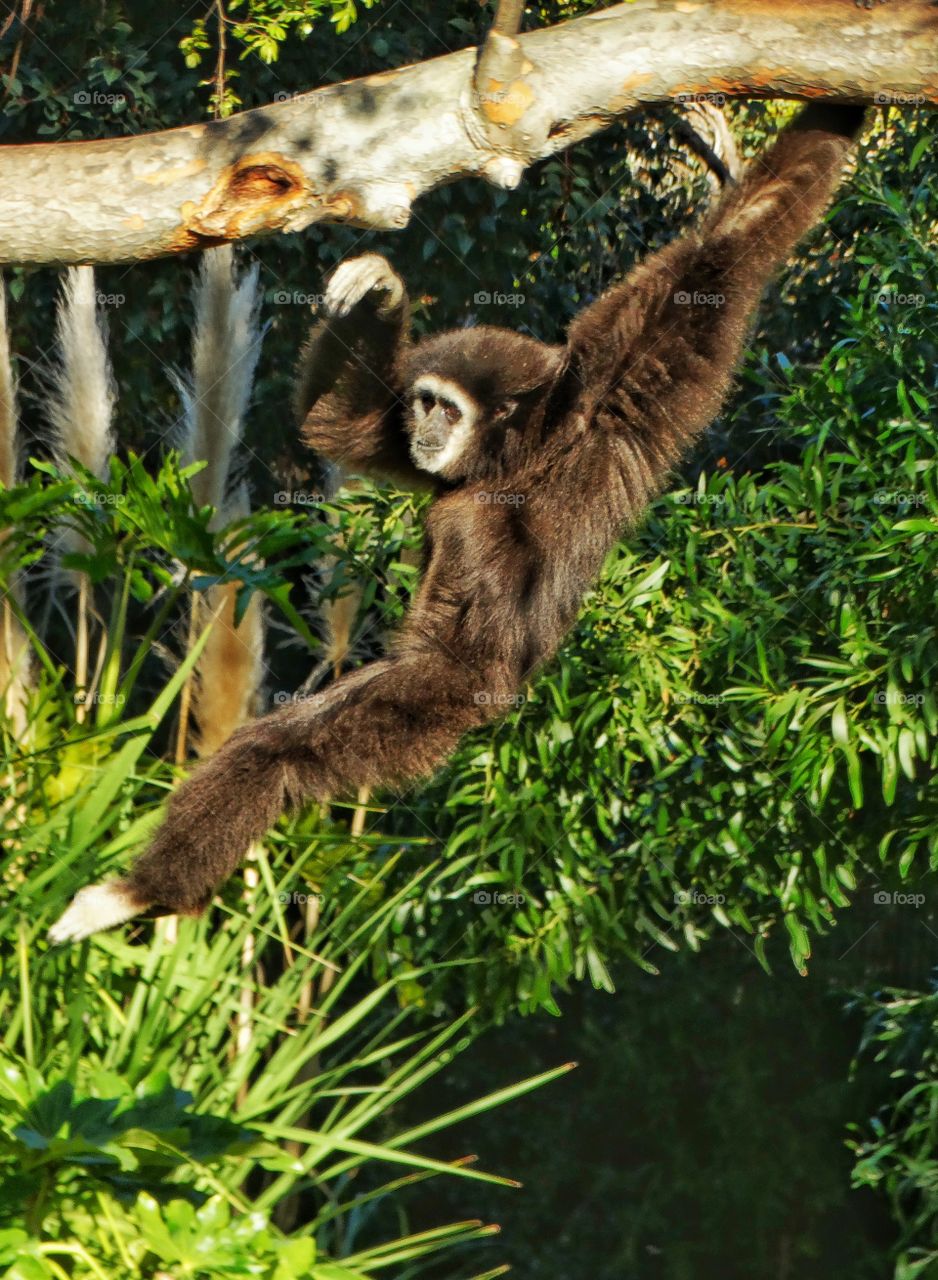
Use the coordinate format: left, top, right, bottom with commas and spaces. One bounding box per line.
177, 246, 262, 521
46, 266, 116, 484
176, 248, 266, 761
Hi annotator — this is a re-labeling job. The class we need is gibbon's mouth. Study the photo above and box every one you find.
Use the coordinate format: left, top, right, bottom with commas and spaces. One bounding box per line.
413, 439, 443, 453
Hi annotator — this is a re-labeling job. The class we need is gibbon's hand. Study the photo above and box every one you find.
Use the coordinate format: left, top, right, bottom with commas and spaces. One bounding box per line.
323, 254, 405, 320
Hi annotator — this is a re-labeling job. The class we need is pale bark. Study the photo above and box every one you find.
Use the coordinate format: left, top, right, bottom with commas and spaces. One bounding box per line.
0, 0, 934, 265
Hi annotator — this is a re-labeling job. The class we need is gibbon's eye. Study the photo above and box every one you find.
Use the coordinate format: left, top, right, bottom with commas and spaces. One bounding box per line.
418, 391, 435, 413
442, 400, 462, 424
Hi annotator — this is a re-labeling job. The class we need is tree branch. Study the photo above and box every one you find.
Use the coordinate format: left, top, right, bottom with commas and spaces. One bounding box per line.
0, 0, 934, 265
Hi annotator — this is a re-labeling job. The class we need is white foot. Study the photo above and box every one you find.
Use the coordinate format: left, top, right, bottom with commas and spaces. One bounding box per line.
47, 881, 143, 944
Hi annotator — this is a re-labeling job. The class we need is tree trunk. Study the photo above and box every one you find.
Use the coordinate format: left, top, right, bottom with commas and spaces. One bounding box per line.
0, 0, 934, 265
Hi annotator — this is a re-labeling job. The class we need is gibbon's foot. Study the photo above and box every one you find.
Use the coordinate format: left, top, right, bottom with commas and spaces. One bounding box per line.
324, 254, 405, 319
47, 880, 147, 944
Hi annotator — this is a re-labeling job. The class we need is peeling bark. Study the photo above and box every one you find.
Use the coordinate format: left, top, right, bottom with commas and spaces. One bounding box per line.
0, 0, 935, 265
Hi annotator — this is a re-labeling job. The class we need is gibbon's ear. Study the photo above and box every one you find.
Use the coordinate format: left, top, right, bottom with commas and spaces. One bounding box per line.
494, 398, 518, 421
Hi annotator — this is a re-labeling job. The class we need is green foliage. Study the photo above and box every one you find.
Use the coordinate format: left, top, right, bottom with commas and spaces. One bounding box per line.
180, 0, 380, 114
407, 937, 895, 1280
0, 457, 559, 1277
850, 982, 938, 1280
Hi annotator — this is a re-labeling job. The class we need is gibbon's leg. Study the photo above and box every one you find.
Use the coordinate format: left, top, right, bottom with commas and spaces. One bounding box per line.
48, 648, 493, 940
564, 104, 866, 489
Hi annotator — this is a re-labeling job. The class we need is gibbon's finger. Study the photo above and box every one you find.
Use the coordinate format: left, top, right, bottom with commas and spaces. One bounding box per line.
332, 259, 402, 316
324, 255, 403, 319
323, 257, 380, 316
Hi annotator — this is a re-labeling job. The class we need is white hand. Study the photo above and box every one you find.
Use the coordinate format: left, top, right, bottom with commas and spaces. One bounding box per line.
324, 254, 405, 320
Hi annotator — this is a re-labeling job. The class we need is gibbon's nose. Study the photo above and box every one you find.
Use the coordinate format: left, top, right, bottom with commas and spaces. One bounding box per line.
421, 404, 452, 445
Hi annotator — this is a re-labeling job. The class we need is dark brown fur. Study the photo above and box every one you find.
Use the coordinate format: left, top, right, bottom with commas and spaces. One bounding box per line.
121, 105, 864, 917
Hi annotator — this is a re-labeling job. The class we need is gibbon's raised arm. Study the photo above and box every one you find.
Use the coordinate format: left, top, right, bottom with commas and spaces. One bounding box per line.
561, 103, 866, 503
295, 254, 429, 487
49, 104, 866, 945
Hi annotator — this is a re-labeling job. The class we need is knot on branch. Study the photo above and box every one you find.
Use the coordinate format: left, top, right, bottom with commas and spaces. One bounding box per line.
181, 152, 313, 243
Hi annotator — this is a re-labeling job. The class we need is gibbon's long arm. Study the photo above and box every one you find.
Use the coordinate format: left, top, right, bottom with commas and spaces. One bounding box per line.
295, 254, 428, 487
562, 103, 866, 494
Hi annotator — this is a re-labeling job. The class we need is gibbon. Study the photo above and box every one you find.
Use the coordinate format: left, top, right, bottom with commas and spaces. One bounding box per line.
50, 103, 865, 942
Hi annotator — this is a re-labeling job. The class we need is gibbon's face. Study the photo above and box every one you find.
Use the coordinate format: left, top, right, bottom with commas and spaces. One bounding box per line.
407, 374, 492, 476
403, 328, 564, 480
